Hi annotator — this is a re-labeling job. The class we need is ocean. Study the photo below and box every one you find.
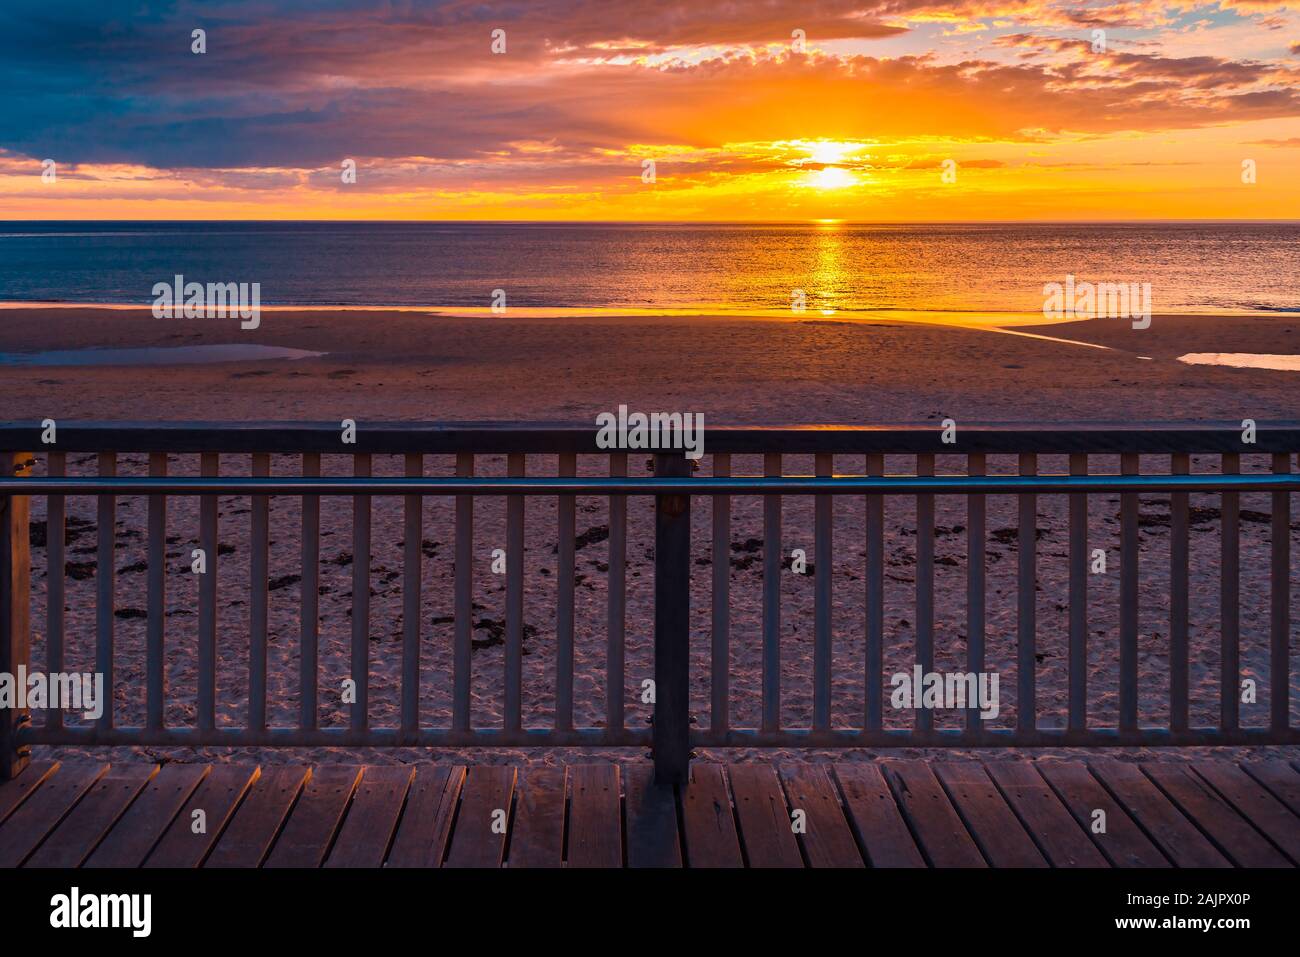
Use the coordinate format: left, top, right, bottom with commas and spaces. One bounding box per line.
1, 221, 1296, 315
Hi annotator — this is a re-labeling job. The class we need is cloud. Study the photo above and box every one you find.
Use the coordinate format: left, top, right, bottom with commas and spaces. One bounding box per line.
1, 0, 1298, 219
6, 27, 1297, 172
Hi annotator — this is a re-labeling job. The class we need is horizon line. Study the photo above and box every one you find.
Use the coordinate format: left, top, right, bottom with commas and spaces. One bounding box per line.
3, 218, 1299, 226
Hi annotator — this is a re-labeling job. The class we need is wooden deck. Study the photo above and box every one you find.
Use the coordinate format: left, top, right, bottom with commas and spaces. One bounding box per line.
2, 758, 1298, 868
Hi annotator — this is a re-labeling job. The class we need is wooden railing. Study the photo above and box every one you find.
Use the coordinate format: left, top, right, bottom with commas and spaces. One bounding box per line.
1, 422, 1297, 784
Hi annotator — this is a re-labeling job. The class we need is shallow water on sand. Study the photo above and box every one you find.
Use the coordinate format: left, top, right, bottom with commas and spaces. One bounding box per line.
1177, 352, 1300, 372
0, 343, 324, 366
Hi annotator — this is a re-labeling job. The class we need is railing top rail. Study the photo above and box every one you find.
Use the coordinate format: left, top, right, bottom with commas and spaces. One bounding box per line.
1, 420, 1298, 454
2, 473, 1298, 496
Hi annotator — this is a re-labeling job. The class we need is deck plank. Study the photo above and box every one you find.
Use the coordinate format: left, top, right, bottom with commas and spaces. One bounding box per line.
1088, 759, 1229, 868
506, 768, 567, 868
8, 757, 1290, 869
680, 763, 743, 868
444, 766, 515, 868
729, 764, 803, 868
1242, 760, 1300, 818
325, 765, 415, 868
983, 761, 1108, 868
624, 766, 682, 868
780, 765, 863, 868
566, 764, 622, 868
884, 760, 986, 868
934, 763, 1045, 868
1144, 763, 1290, 868
264, 766, 363, 868
85, 764, 209, 868
386, 765, 465, 868
0, 761, 60, 826
833, 763, 925, 868
0, 763, 108, 867
204, 766, 310, 868
1192, 763, 1300, 864
26, 764, 158, 868
1038, 761, 1168, 868
144, 766, 259, 868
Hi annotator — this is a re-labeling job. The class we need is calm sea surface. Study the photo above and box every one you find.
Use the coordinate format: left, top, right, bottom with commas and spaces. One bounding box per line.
1, 221, 1296, 315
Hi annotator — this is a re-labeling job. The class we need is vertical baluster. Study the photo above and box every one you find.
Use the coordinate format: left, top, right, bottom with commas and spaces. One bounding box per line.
813, 452, 833, 733
607, 452, 627, 736
556, 452, 576, 732
653, 452, 692, 783
0, 451, 32, 779
1221, 452, 1239, 731
762, 452, 782, 733
1068, 453, 1088, 734
47, 452, 66, 733
1271, 452, 1290, 733
1170, 453, 1190, 733
351, 452, 372, 736
95, 453, 116, 732
300, 452, 320, 731
453, 452, 474, 731
505, 452, 524, 731
711, 453, 731, 735
402, 453, 422, 742
865, 452, 884, 732
1017, 452, 1036, 736
198, 452, 219, 733
249, 453, 269, 735
146, 453, 166, 732
966, 453, 985, 733
916, 453, 935, 732
1119, 452, 1139, 733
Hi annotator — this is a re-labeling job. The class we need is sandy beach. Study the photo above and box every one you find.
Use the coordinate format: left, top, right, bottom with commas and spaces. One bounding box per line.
3, 306, 1298, 768
2, 306, 1298, 423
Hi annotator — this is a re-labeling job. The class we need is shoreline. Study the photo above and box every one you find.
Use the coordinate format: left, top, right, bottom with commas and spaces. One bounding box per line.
0, 300, 1284, 323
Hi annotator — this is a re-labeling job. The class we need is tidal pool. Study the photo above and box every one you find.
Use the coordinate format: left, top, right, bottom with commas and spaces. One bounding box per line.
0, 344, 325, 366
1177, 353, 1300, 372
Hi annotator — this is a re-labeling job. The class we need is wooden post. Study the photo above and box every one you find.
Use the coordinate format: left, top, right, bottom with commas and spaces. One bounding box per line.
0, 451, 33, 779
653, 452, 691, 786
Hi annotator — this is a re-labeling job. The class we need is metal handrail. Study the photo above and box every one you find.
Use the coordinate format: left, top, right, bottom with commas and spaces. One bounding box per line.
3, 473, 1298, 496
3, 419, 1300, 453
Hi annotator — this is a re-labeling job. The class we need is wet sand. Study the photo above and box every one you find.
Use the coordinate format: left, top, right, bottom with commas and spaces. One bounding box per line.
1, 306, 1297, 424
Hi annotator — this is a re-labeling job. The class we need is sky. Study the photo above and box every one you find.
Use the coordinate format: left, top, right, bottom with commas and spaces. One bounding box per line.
1, 0, 1298, 221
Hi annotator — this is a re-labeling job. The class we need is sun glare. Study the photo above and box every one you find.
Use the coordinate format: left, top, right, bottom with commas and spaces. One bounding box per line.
809, 167, 857, 189
806, 141, 865, 165
797, 140, 867, 190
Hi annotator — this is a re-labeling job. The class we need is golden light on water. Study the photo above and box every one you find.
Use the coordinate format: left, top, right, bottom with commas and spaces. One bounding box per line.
810, 218, 847, 313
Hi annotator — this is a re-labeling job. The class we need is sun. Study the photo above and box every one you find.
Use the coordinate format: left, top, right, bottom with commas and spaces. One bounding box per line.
797, 140, 868, 189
